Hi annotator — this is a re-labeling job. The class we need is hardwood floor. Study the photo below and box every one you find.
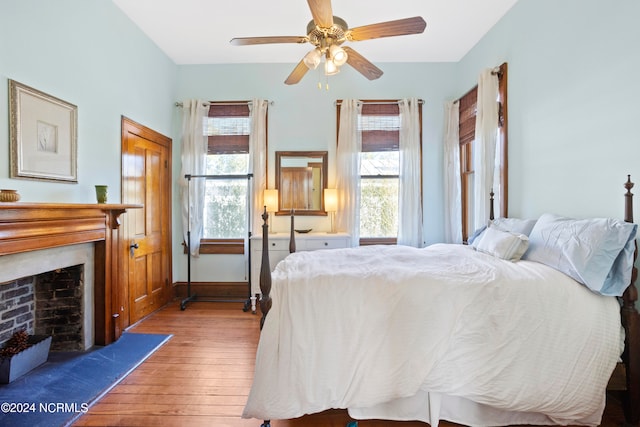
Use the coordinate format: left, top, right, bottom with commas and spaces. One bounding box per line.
73, 301, 626, 427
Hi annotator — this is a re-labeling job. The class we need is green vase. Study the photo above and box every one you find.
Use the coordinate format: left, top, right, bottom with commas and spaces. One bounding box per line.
95, 185, 108, 204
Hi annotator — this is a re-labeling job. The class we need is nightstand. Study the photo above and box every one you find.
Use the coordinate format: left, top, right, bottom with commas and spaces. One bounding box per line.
249, 232, 351, 296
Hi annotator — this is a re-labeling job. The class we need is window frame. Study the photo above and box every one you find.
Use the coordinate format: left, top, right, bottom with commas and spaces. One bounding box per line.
197, 101, 265, 255
359, 171, 400, 245
186, 238, 245, 255
458, 63, 508, 242
336, 99, 423, 246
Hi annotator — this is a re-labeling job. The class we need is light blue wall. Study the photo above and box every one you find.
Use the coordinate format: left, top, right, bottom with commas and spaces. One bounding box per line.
0, 0, 177, 203
176, 0, 640, 282
3, 0, 639, 286
174, 62, 456, 281
458, 0, 640, 220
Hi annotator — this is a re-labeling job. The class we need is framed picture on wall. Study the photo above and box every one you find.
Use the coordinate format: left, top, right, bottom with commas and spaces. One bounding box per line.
8, 79, 78, 183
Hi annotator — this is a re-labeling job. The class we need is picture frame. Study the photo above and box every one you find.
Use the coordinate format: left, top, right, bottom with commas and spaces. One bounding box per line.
8, 79, 78, 183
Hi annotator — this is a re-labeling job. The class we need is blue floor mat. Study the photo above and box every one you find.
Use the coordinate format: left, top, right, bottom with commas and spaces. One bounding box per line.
0, 332, 171, 427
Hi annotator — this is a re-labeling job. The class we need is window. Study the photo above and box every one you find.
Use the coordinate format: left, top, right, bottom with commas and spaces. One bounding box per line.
360, 151, 399, 239
337, 100, 423, 245
359, 103, 401, 242
458, 63, 508, 242
458, 86, 477, 241
200, 102, 252, 254
203, 154, 248, 239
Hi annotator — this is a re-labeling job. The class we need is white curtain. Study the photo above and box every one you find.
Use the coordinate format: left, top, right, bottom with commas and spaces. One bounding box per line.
249, 99, 269, 237
472, 69, 500, 231
180, 99, 210, 257
443, 100, 462, 243
398, 98, 423, 247
247, 99, 268, 284
335, 99, 362, 247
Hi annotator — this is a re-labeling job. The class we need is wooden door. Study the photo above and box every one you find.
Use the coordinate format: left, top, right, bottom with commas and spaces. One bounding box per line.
121, 117, 172, 325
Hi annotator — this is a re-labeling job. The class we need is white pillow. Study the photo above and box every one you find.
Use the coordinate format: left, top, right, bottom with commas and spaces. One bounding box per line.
468, 217, 537, 246
523, 213, 637, 296
491, 217, 537, 236
474, 227, 529, 262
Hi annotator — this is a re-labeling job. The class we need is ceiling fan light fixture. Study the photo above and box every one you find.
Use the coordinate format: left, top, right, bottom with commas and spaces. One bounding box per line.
329, 44, 348, 66
324, 58, 339, 76
231, 0, 426, 86
303, 48, 322, 70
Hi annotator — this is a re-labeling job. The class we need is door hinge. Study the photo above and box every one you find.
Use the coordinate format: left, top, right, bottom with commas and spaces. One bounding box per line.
164, 159, 168, 168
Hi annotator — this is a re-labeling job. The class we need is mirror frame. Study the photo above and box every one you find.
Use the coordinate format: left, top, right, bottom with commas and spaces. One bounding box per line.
275, 151, 328, 216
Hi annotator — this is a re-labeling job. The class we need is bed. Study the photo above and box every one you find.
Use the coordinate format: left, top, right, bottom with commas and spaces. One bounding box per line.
243, 177, 640, 427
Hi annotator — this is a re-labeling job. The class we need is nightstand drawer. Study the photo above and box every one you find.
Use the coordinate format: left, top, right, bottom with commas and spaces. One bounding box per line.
265, 239, 289, 251
305, 238, 348, 250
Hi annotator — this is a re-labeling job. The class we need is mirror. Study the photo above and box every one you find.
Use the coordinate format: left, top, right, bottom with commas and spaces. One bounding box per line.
275, 151, 328, 216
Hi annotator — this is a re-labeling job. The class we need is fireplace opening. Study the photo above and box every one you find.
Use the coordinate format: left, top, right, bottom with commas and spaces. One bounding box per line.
1, 265, 84, 352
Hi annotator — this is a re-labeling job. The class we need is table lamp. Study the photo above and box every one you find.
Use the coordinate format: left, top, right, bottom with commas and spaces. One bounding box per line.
263, 189, 279, 233
324, 188, 338, 233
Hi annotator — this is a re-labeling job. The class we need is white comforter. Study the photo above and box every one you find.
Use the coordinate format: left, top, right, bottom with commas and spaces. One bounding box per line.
242, 244, 624, 425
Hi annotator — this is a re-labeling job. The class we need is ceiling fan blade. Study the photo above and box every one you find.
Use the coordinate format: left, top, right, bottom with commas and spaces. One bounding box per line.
284, 60, 310, 85
230, 36, 308, 46
307, 0, 334, 28
348, 16, 426, 41
343, 47, 383, 80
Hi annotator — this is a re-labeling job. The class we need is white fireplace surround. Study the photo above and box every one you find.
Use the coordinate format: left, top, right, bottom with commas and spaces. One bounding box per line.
0, 243, 95, 350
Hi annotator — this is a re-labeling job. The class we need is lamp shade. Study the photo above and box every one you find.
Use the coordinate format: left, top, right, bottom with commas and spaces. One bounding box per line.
324, 58, 339, 76
303, 48, 322, 70
324, 188, 338, 212
263, 189, 279, 212
329, 44, 348, 66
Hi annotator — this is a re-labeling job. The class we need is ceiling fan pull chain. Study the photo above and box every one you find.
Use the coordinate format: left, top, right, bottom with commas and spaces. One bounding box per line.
316, 66, 323, 90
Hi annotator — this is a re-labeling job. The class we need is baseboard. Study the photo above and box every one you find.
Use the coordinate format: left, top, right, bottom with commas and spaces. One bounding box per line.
173, 281, 250, 300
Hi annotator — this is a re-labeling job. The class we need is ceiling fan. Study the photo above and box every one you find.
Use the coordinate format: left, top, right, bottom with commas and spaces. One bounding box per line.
229, 0, 427, 85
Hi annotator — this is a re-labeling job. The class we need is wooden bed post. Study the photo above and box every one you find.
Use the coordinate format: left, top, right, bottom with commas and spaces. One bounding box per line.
289, 209, 296, 253
622, 175, 640, 425
489, 189, 495, 221
259, 207, 272, 331
258, 208, 273, 427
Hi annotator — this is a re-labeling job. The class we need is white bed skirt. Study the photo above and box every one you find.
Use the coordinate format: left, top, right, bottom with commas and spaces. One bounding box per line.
349, 390, 600, 426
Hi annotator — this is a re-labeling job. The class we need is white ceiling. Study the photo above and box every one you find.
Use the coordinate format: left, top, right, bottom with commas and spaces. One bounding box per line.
112, 0, 519, 65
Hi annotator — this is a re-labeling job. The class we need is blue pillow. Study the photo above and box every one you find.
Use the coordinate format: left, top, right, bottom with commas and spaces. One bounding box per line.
467, 225, 487, 245
523, 213, 637, 296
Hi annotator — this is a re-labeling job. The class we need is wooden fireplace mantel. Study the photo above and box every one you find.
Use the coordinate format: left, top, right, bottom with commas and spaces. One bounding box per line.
0, 202, 143, 346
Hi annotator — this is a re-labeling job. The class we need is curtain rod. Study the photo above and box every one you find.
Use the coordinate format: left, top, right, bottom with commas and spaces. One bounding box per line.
334, 99, 424, 106
452, 63, 505, 104
174, 100, 273, 107
185, 173, 253, 180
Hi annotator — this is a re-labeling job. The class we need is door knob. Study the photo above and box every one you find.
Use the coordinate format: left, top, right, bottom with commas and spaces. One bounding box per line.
129, 241, 139, 257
